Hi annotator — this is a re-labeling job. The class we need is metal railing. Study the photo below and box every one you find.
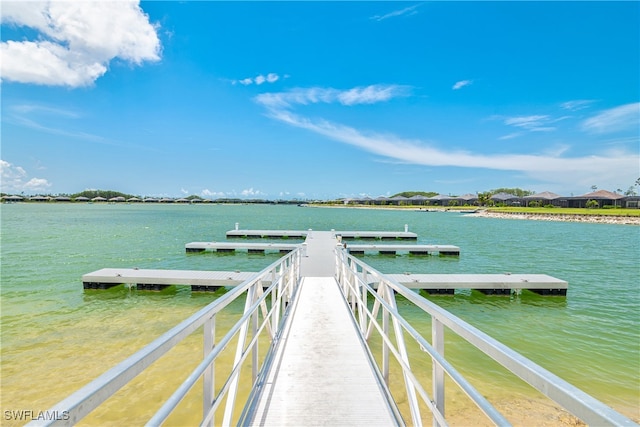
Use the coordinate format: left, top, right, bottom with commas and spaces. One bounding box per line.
335, 248, 637, 427
28, 249, 302, 427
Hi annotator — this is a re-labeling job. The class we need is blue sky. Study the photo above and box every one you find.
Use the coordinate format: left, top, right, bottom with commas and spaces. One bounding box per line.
1, 1, 639, 200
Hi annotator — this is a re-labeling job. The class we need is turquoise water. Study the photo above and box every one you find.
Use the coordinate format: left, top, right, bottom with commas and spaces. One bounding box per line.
1, 203, 638, 423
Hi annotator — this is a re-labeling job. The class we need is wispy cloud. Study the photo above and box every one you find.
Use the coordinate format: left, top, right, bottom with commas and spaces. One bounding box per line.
504, 115, 551, 130
452, 80, 473, 90
497, 114, 571, 136
0, 1, 160, 87
581, 102, 640, 134
233, 73, 282, 86
561, 99, 596, 111
255, 85, 639, 191
11, 104, 81, 118
370, 4, 421, 21
255, 84, 411, 109
0, 159, 52, 194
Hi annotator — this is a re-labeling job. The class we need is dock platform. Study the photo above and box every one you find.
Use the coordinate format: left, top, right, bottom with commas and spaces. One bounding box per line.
387, 273, 568, 295
226, 228, 417, 240
82, 268, 256, 291
347, 244, 460, 256
186, 242, 298, 253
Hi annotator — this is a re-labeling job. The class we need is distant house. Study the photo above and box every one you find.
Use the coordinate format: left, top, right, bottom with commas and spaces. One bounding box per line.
109, 197, 125, 202
30, 196, 50, 202
74, 197, 90, 202
408, 195, 429, 206
54, 196, 71, 202
91, 197, 107, 202
456, 194, 478, 205
491, 192, 520, 206
624, 196, 640, 208
388, 195, 409, 206
127, 197, 142, 203
374, 196, 389, 205
523, 191, 563, 207
143, 198, 159, 203
429, 194, 451, 206
2, 195, 24, 202
567, 190, 625, 208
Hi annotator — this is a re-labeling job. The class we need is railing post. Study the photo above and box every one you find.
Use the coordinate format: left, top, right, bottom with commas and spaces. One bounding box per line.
382, 283, 390, 386
252, 282, 260, 383
432, 317, 445, 427
203, 315, 215, 427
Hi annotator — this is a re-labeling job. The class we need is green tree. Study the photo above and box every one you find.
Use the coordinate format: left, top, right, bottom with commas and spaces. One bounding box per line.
489, 188, 534, 197
477, 191, 492, 206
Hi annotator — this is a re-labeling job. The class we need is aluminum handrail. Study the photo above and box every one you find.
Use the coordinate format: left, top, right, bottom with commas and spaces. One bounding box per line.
28, 249, 302, 427
335, 248, 638, 427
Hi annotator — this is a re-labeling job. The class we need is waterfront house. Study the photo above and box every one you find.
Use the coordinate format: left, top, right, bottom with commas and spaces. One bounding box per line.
523, 191, 563, 207
491, 192, 520, 206
429, 194, 452, 206
567, 190, 625, 208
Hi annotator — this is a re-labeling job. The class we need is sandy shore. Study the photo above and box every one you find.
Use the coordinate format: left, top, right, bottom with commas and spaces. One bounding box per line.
467, 210, 640, 225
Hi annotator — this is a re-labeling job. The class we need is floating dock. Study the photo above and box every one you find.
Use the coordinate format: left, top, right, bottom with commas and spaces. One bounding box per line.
185, 242, 299, 253
347, 244, 460, 256
226, 228, 417, 240
82, 268, 256, 291
82, 268, 566, 295
185, 242, 460, 256
386, 273, 567, 295
84, 227, 564, 295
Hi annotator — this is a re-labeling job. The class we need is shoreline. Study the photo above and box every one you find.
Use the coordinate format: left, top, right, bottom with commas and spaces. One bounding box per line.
307, 204, 640, 225
467, 210, 640, 225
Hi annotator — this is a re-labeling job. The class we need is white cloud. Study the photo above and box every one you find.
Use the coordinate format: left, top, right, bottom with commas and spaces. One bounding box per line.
1, 160, 52, 193
266, 73, 279, 83
371, 4, 420, 21
240, 188, 264, 197
255, 85, 639, 192
581, 102, 640, 134
452, 80, 472, 90
233, 73, 281, 86
255, 84, 410, 109
0, 1, 160, 87
504, 115, 550, 129
201, 189, 226, 198
561, 99, 595, 111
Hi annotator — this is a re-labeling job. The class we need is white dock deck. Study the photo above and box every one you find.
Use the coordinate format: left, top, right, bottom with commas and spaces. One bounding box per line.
387, 273, 568, 295
347, 243, 460, 255
186, 242, 299, 253
226, 228, 417, 240
82, 268, 256, 290
247, 276, 399, 426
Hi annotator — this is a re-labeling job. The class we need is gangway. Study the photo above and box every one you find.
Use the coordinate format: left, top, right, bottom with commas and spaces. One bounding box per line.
29, 230, 637, 427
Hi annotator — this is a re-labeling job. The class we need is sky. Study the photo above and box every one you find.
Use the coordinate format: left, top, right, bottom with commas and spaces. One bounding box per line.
1, 1, 639, 200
